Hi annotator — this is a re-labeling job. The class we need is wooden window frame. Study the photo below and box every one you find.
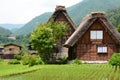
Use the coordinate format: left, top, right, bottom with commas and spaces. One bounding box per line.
97, 46, 107, 53
9, 48, 14, 51
90, 30, 103, 40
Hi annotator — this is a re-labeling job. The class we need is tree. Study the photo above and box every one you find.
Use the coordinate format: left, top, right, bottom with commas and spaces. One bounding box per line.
46, 21, 68, 44
116, 24, 120, 32
30, 21, 68, 63
30, 26, 54, 62
109, 53, 120, 71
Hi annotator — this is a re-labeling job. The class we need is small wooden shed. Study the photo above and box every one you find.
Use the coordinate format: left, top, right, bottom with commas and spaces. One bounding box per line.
64, 12, 120, 61
48, 5, 77, 58
3, 43, 21, 59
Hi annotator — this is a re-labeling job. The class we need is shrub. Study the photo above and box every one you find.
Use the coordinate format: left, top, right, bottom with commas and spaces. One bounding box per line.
8, 60, 20, 64
35, 59, 44, 65
22, 55, 30, 65
56, 57, 68, 64
22, 55, 44, 66
71, 59, 82, 65
14, 54, 22, 60
28, 55, 38, 67
109, 53, 120, 70
48, 57, 67, 64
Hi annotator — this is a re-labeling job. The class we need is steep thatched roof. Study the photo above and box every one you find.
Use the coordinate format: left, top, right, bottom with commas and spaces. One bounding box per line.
48, 5, 77, 30
64, 12, 120, 47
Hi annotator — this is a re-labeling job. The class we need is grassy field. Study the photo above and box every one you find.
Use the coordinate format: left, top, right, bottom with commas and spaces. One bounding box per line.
0, 64, 120, 80
0, 60, 42, 77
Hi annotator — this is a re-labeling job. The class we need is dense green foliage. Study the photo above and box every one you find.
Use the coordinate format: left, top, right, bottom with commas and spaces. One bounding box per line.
15, 0, 120, 35
71, 59, 82, 65
106, 7, 120, 28
15, 34, 30, 45
49, 57, 68, 64
22, 55, 44, 66
30, 21, 67, 63
8, 60, 20, 64
0, 36, 14, 45
56, 57, 68, 64
1, 64, 120, 80
68, 0, 120, 25
116, 24, 120, 32
109, 53, 120, 70
30, 25, 54, 62
0, 34, 30, 46
14, 54, 22, 60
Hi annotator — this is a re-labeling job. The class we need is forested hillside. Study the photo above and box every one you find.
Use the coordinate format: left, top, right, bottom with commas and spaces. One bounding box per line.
0, 33, 30, 46
14, 0, 120, 35
68, 0, 120, 25
14, 12, 52, 35
106, 7, 120, 27
0, 26, 12, 36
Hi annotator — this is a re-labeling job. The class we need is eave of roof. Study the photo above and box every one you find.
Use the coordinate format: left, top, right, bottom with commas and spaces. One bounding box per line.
4, 43, 21, 48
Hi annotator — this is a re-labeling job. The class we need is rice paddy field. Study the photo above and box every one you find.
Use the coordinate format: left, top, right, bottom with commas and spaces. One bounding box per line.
0, 60, 42, 77
0, 63, 120, 80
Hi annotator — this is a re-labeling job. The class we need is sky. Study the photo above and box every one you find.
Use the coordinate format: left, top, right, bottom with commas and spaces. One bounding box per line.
0, 0, 82, 24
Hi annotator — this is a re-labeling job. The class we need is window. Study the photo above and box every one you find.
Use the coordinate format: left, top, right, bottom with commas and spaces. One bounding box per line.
90, 30, 103, 39
9, 48, 14, 51
97, 46, 107, 53
0, 49, 4, 53
0, 50, 2, 52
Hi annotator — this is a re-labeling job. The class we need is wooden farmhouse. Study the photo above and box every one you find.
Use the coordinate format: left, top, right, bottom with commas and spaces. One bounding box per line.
48, 5, 77, 58
64, 12, 120, 62
3, 43, 21, 59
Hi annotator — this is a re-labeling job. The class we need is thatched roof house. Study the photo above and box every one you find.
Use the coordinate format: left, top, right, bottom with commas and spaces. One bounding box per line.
49, 5, 77, 39
48, 5, 77, 58
49, 5, 77, 30
64, 12, 120, 61
65, 12, 120, 47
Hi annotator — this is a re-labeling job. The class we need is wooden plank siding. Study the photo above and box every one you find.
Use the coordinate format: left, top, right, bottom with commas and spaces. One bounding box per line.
4, 45, 20, 54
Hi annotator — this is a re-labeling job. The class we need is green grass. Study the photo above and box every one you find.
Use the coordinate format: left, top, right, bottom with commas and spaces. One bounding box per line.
0, 64, 120, 80
0, 60, 42, 77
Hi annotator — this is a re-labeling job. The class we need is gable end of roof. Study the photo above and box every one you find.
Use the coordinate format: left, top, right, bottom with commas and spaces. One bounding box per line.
64, 12, 120, 47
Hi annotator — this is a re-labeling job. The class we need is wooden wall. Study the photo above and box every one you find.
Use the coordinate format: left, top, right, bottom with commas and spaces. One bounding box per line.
4, 45, 20, 55
75, 19, 119, 61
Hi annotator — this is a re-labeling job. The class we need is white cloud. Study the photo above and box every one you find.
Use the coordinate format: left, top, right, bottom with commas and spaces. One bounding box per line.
0, 0, 82, 24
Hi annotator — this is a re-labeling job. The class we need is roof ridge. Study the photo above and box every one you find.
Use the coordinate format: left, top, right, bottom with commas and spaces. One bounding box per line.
82, 11, 105, 21
55, 5, 66, 11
